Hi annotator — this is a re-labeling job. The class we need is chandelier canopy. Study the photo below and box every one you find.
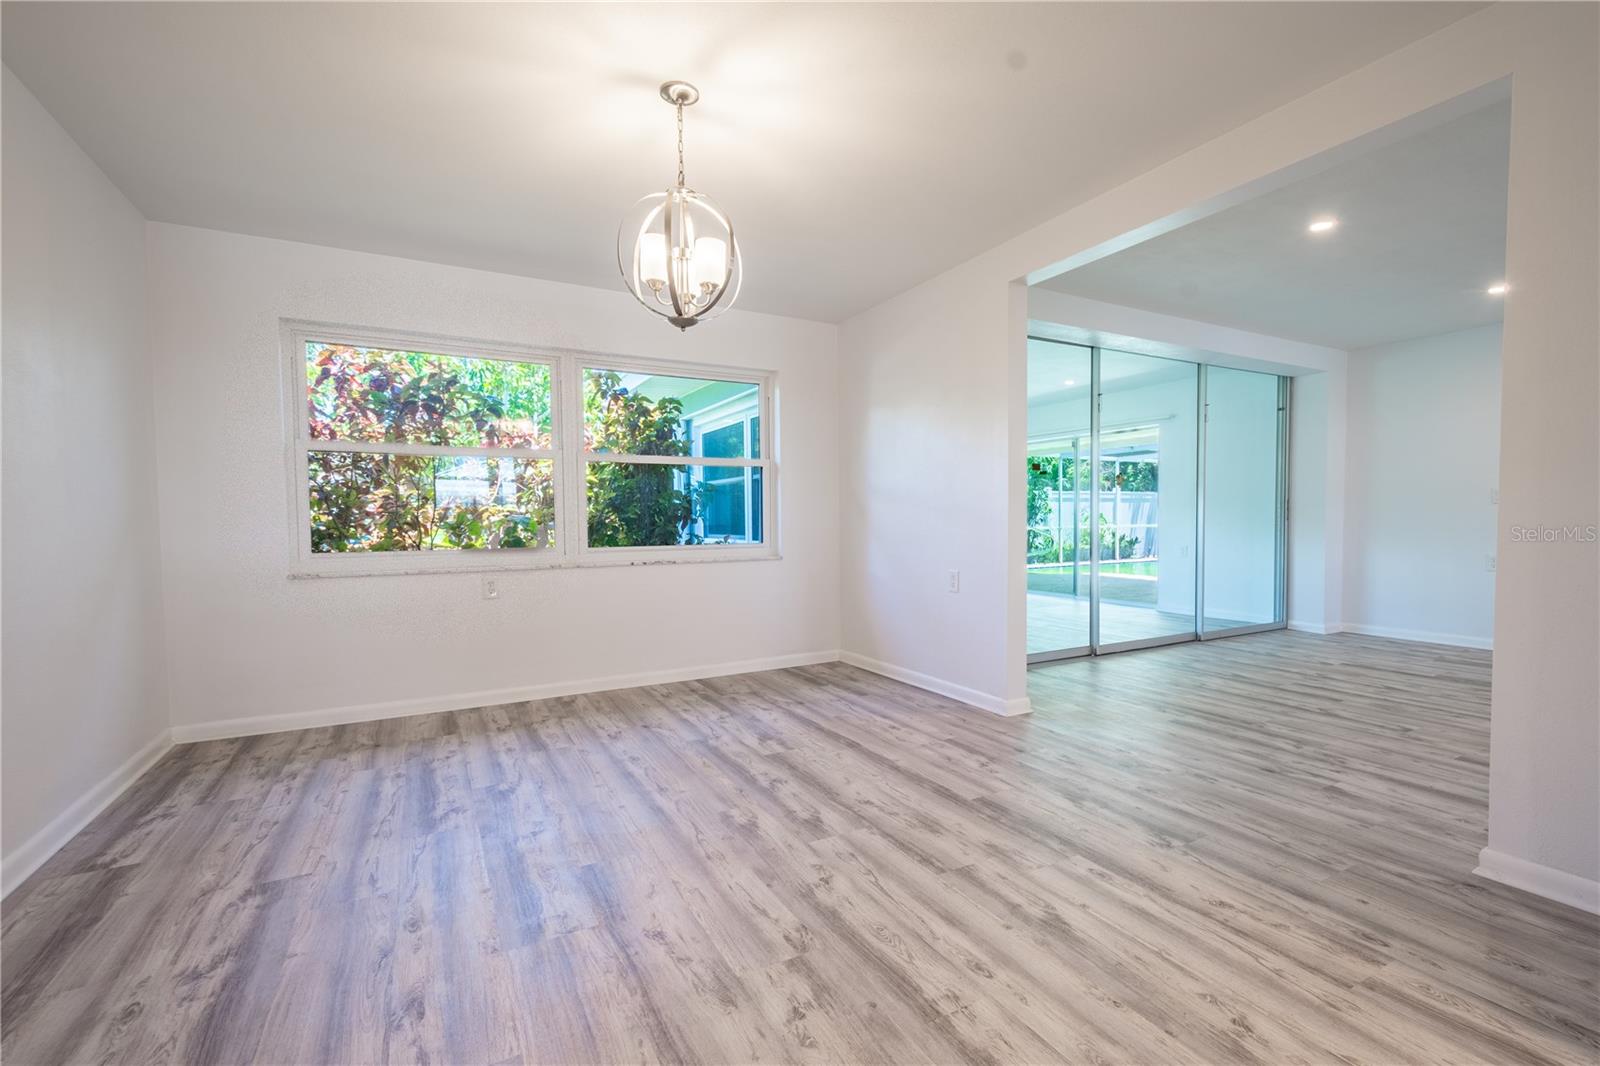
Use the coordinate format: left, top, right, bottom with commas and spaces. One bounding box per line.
618, 81, 742, 330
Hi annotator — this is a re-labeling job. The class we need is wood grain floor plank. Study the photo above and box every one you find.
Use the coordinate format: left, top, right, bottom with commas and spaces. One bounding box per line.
4, 631, 1596, 1064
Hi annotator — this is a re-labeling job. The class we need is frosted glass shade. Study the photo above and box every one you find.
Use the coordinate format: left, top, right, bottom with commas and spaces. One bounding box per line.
639, 234, 669, 286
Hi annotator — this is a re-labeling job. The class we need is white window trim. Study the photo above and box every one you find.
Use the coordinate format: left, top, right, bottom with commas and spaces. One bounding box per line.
281, 320, 779, 578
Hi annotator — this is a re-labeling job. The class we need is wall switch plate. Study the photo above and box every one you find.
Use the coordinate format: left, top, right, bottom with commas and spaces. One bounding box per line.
1485, 554, 1496, 573
482, 576, 500, 600
947, 569, 960, 593
1489, 488, 1499, 505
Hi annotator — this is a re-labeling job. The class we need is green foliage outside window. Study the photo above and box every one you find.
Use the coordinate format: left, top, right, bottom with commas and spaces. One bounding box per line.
1027, 456, 1063, 559
584, 371, 703, 547
1026, 453, 1148, 563
309, 344, 550, 448
304, 346, 719, 554
306, 344, 554, 553
1104, 461, 1157, 492
309, 452, 555, 553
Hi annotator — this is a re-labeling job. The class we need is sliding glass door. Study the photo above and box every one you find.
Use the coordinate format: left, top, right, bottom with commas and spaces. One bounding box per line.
1026, 340, 1093, 660
1200, 366, 1288, 635
1027, 339, 1287, 662
1094, 349, 1199, 651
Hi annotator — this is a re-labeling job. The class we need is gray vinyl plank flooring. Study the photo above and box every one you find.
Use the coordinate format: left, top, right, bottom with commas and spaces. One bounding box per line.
3, 630, 1596, 1064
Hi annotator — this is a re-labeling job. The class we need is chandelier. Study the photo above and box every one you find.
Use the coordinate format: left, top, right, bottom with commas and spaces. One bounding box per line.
618, 81, 742, 330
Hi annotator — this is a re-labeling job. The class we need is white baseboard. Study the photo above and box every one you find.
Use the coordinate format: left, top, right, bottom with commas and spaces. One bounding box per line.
1287, 620, 1344, 635
170, 650, 844, 743
1, 729, 175, 899
1339, 623, 1493, 650
1475, 847, 1600, 915
839, 651, 1030, 717
1287, 620, 1492, 650
999, 696, 1033, 716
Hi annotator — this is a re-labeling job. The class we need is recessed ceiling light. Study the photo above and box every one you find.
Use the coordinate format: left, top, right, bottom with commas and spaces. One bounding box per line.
1307, 217, 1339, 234
1063, 379, 1076, 386
1487, 282, 1509, 296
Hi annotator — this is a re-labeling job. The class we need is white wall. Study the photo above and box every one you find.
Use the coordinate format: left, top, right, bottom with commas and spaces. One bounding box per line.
841, 4, 1598, 906
147, 224, 841, 738
1, 69, 171, 887
1345, 325, 1501, 646
1480, 8, 1598, 911
838, 279, 1022, 712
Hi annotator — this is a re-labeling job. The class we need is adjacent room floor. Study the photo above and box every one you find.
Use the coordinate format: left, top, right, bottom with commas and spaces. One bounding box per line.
1027, 590, 1252, 651
3, 632, 1596, 1064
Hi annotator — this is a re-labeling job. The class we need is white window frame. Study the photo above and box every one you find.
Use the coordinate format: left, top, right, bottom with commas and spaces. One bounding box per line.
282, 320, 779, 578
570, 353, 775, 567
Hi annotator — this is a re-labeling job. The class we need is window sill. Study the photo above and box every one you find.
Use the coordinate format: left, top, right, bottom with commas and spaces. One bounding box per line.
288, 547, 781, 579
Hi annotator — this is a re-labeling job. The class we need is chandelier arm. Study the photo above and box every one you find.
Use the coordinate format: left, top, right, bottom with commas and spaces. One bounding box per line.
693, 274, 728, 317
663, 190, 687, 319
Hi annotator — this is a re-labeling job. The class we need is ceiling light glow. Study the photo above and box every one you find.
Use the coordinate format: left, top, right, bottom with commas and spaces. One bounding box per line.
1486, 282, 1509, 296
1307, 217, 1339, 234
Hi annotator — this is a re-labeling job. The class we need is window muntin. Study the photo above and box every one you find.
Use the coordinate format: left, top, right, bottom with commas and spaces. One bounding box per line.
288, 328, 775, 572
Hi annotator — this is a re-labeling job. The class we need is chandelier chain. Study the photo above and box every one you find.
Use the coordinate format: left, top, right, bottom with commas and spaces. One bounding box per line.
675, 103, 686, 187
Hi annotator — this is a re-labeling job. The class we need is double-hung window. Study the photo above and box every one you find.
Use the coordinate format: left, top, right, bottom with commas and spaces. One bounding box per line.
581, 364, 765, 549
285, 323, 775, 575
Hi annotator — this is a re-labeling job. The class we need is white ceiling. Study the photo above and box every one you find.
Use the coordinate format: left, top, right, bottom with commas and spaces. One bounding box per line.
1028, 339, 1093, 404
1, 2, 1481, 323
1041, 99, 1511, 349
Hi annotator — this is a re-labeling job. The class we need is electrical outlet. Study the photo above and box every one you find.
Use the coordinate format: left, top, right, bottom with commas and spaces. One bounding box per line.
482, 576, 500, 600
1485, 554, 1496, 573
947, 569, 960, 593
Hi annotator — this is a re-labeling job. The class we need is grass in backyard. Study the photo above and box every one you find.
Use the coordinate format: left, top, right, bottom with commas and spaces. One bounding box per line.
1028, 560, 1159, 579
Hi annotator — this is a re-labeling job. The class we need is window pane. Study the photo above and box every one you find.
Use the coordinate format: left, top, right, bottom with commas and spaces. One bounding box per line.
584, 367, 758, 457
308, 342, 552, 449
701, 471, 746, 540
1202, 366, 1283, 630
586, 462, 764, 547
751, 466, 763, 540
1026, 339, 1093, 656
1095, 349, 1198, 646
309, 451, 554, 553
701, 421, 745, 459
